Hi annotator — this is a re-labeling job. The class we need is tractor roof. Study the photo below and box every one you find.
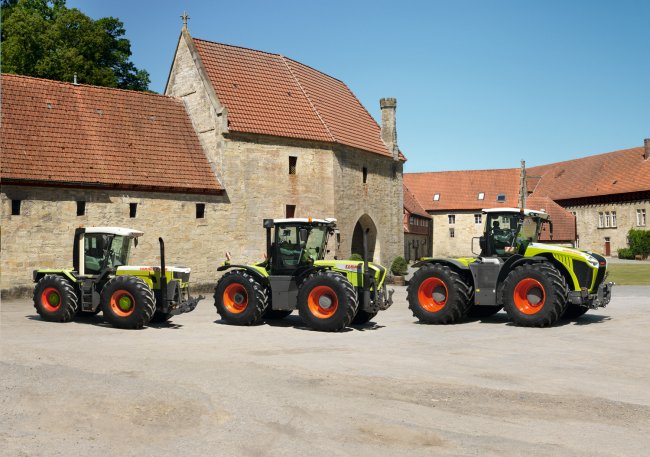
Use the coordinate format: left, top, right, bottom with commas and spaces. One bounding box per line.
482, 208, 550, 219
84, 227, 144, 237
272, 218, 337, 225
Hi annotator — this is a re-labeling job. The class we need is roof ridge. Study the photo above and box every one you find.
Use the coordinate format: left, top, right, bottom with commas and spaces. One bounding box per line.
281, 57, 336, 143
1, 73, 177, 100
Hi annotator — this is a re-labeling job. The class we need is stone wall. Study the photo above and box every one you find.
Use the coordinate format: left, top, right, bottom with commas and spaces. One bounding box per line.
430, 211, 484, 257
1, 186, 227, 295
334, 146, 404, 266
566, 200, 650, 255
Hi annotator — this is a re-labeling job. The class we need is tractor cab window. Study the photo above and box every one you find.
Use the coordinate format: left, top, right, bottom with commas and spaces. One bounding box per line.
486, 213, 519, 256
84, 234, 132, 275
84, 234, 111, 275
304, 226, 328, 262
275, 225, 307, 270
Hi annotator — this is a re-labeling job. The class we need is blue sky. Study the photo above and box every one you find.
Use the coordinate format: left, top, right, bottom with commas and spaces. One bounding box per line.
67, 0, 649, 173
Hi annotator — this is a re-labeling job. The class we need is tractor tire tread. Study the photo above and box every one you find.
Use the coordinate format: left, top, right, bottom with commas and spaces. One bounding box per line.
33, 275, 79, 322
214, 270, 268, 326
101, 276, 156, 329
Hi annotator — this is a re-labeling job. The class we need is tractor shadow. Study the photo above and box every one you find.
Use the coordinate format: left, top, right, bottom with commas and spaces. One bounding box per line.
26, 314, 184, 330
413, 311, 611, 327
213, 315, 384, 332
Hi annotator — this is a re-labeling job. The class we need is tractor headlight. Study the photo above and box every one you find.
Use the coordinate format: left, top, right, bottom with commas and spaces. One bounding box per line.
585, 255, 599, 269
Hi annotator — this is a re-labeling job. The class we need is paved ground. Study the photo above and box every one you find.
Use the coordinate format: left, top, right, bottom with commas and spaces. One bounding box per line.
1, 286, 649, 457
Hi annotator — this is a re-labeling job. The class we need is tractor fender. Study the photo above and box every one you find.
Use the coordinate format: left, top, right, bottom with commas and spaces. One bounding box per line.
412, 258, 470, 272
33, 269, 77, 284
216, 264, 269, 285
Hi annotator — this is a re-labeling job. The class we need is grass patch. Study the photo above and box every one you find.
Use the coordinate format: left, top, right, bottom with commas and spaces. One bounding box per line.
606, 264, 650, 285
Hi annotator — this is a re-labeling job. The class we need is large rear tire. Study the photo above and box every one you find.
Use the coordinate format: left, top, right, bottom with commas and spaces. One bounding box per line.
101, 276, 156, 329
502, 262, 568, 327
33, 275, 78, 322
214, 270, 268, 326
298, 271, 358, 332
406, 264, 472, 324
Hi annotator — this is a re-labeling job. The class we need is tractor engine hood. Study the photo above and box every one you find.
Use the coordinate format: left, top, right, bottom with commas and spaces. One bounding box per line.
527, 243, 602, 269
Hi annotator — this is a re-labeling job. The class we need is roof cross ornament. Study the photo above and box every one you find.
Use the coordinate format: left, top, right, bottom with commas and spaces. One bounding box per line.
181, 11, 190, 30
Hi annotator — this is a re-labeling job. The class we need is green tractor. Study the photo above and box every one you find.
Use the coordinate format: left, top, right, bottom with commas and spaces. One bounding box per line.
407, 208, 613, 327
214, 218, 393, 332
33, 227, 202, 329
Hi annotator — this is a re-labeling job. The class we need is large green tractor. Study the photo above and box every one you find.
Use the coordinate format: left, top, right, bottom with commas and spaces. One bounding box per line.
407, 208, 613, 327
214, 218, 393, 332
33, 227, 202, 329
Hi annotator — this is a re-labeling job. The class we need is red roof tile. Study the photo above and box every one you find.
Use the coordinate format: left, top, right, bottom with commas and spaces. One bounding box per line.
403, 183, 430, 218
528, 146, 650, 200
404, 169, 520, 211
1, 74, 222, 194
192, 38, 396, 158
525, 196, 576, 241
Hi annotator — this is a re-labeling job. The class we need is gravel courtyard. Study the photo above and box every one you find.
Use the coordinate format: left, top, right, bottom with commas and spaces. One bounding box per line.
1, 285, 649, 456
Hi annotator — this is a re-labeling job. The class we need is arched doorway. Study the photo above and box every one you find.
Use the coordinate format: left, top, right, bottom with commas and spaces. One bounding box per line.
351, 214, 379, 262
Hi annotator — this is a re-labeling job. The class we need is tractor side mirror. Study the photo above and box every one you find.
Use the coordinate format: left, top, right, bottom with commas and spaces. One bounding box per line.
134, 238, 138, 247
477, 236, 486, 254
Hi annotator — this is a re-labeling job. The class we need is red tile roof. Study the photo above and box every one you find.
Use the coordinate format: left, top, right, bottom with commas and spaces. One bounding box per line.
403, 183, 430, 218
404, 168, 521, 211
526, 196, 576, 241
1, 74, 222, 194
192, 38, 397, 159
528, 146, 650, 200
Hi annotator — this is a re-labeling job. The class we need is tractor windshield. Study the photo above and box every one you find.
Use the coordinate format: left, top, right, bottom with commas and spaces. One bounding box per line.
109, 236, 132, 268
305, 226, 328, 262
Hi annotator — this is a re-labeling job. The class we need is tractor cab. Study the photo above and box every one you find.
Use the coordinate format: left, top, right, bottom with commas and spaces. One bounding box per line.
263, 218, 338, 275
73, 227, 143, 277
479, 208, 551, 258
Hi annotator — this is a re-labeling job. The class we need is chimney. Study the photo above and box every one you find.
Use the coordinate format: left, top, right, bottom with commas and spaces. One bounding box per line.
380, 98, 399, 161
645, 138, 650, 160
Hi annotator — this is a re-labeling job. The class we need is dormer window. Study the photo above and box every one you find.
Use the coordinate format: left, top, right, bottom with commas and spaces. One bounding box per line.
433, 193, 440, 201
478, 192, 485, 200
496, 194, 506, 202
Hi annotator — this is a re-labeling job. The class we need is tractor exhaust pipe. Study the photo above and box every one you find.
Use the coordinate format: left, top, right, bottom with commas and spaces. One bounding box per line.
159, 237, 167, 306
363, 228, 371, 307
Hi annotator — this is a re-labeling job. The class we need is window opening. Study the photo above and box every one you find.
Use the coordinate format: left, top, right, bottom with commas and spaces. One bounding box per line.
77, 201, 86, 216
196, 203, 205, 219
286, 204, 296, 218
129, 203, 137, 218
11, 199, 21, 215
289, 156, 297, 175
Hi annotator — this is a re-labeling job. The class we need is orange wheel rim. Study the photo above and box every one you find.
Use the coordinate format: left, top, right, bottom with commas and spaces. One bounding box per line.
41, 287, 61, 312
513, 278, 545, 315
223, 283, 248, 314
110, 290, 136, 317
307, 286, 339, 319
418, 277, 448, 312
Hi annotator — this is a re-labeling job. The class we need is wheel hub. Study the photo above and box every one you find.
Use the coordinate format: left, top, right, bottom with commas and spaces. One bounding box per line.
233, 293, 245, 305
318, 295, 333, 309
527, 288, 543, 305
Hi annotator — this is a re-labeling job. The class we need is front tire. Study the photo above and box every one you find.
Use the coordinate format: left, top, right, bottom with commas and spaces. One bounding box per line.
406, 264, 472, 324
502, 262, 568, 327
298, 271, 358, 332
214, 270, 268, 326
33, 275, 78, 322
101, 276, 156, 329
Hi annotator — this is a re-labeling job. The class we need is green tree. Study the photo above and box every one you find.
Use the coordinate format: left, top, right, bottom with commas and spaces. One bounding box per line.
1, 0, 150, 90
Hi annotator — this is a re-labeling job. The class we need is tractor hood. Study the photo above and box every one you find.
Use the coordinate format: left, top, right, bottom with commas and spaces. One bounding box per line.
527, 243, 602, 269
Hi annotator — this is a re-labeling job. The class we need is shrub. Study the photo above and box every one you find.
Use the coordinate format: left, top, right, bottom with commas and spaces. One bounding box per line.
617, 248, 635, 260
390, 256, 408, 276
628, 229, 650, 258
348, 253, 363, 261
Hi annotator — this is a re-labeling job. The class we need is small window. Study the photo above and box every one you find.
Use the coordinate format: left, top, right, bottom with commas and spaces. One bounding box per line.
409, 216, 415, 225
598, 211, 604, 228
433, 193, 440, 201
363, 166, 368, 184
478, 192, 485, 200
605, 212, 611, 228
77, 201, 86, 216
129, 203, 137, 218
611, 211, 617, 227
289, 156, 297, 175
496, 194, 506, 202
286, 204, 296, 218
637, 209, 647, 226
11, 199, 21, 215
474, 213, 482, 224
449, 228, 455, 238
448, 215, 455, 224
196, 203, 205, 219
